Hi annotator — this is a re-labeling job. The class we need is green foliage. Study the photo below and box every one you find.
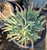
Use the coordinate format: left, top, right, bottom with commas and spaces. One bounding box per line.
29, 0, 47, 9
3, 5, 46, 48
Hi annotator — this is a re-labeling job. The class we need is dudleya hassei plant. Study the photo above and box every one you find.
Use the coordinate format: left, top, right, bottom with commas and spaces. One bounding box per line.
3, 3, 46, 48
29, 0, 47, 9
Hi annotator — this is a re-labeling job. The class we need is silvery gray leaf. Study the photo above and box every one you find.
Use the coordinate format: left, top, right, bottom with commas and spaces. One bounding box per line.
29, 0, 47, 9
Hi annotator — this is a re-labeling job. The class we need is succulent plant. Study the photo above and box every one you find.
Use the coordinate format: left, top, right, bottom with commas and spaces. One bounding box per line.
29, 0, 47, 9
0, 2, 14, 21
3, 4, 46, 48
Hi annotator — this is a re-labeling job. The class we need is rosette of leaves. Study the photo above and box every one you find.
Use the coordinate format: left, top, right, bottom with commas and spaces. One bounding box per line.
3, 4, 46, 48
29, 0, 47, 9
